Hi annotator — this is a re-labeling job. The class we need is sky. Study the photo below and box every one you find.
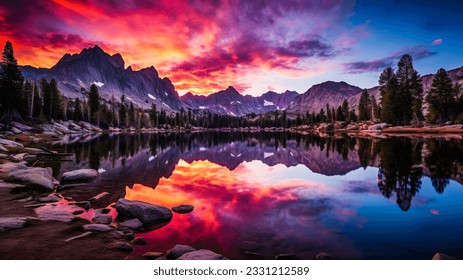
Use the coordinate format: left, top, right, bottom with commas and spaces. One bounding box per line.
0, 0, 462, 96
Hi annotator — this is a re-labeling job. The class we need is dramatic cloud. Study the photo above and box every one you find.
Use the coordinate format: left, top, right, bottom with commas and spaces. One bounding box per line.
0, 0, 357, 95
432, 38, 443, 46
344, 45, 437, 73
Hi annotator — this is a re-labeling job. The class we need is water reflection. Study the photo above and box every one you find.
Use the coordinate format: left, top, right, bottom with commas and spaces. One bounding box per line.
47, 132, 463, 259
52, 133, 463, 212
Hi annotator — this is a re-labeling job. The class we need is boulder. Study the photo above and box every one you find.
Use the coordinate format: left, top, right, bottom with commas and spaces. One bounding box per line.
172, 205, 194, 214
83, 224, 114, 232
119, 218, 143, 230
115, 198, 172, 224
0, 138, 23, 148
167, 244, 197, 259
61, 169, 99, 185
5, 166, 55, 192
177, 249, 228, 260
0, 217, 27, 231
35, 204, 80, 222
92, 214, 113, 224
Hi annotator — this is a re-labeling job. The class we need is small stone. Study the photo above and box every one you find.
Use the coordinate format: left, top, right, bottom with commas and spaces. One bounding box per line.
167, 244, 197, 259
119, 218, 143, 230
92, 214, 113, 224
172, 204, 194, 214
106, 242, 133, 252
83, 224, 113, 232
177, 249, 228, 260
0, 217, 27, 230
131, 237, 147, 245
37, 193, 61, 203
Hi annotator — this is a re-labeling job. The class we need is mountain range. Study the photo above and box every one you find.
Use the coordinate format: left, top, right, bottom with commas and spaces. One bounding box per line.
20, 45, 463, 116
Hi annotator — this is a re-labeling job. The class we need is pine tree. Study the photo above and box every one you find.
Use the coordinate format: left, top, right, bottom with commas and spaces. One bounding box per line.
32, 82, 41, 118
41, 79, 52, 120
358, 89, 371, 121
342, 99, 349, 122
89, 84, 100, 124
0, 41, 24, 121
426, 68, 454, 123
379, 67, 398, 124
49, 79, 62, 120
149, 104, 158, 128
396, 54, 422, 124
74, 98, 82, 121
371, 95, 381, 120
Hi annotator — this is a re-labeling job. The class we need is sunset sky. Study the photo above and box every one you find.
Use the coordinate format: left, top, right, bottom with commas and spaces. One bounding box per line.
1, 0, 462, 96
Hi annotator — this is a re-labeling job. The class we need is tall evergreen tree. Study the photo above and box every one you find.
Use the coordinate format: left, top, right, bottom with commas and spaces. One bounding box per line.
396, 54, 422, 124
342, 99, 349, 122
74, 98, 82, 121
0, 41, 24, 121
49, 79, 62, 120
426, 68, 454, 123
379, 67, 398, 124
89, 84, 100, 123
41, 79, 52, 120
358, 89, 371, 121
32, 82, 42, 118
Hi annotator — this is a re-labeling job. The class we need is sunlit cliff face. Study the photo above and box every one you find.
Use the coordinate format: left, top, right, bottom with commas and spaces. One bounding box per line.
124, 160, 363, 259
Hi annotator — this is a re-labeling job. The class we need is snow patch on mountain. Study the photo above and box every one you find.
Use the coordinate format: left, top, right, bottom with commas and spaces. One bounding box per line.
148, 94, 156, 100
263, 100, 274, 106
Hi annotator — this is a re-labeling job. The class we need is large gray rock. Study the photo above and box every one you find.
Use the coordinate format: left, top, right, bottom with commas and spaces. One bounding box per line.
0, 138, 23, 148
0, 217, 27, 231
5, 166, 55, 191
177, 249, 228, 260
61, 169, 99, 184
167, 244, 197, 259
116, 198, 172, 224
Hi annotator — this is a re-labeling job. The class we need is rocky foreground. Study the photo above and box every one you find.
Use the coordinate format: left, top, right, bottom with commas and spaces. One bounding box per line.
0, 123, 224, 260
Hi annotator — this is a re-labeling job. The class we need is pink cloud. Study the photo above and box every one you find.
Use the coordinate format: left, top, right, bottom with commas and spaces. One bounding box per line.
432, 38, 443, 45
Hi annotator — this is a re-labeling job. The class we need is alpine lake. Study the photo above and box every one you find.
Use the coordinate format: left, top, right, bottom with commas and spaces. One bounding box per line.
40, 131, 463, 260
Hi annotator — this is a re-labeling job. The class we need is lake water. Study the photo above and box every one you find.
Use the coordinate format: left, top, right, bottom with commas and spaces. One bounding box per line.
50, 132, 463, 259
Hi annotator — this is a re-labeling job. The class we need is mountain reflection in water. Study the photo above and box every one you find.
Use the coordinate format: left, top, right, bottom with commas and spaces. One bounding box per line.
51, 132, 463, 259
